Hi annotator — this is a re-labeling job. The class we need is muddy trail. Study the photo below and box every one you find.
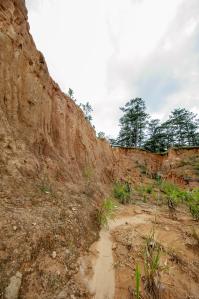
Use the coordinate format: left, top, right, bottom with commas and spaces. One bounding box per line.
75, 197, 199, 299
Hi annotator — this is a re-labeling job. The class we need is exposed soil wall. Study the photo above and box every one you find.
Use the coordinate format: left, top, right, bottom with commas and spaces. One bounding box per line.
1, 0, 199, 196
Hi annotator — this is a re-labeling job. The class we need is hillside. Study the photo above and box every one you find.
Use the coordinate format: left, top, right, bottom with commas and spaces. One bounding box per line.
0, 1, 199, 298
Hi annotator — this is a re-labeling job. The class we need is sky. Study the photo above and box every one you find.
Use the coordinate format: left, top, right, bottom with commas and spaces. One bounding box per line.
25, 0, 199, 138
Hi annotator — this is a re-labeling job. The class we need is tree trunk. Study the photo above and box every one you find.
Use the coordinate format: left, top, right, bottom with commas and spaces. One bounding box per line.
186, 124, 190, 146
129, 123, 132, 147
139, 127, 142, 148
135, 119, 138, 148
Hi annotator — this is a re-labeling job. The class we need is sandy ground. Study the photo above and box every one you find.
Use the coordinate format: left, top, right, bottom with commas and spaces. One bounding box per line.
76, 194, 199, 299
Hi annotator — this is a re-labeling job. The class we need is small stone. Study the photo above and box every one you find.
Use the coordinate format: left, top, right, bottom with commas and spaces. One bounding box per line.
71, 295, 76, 299
13, 249, 18, 254
5, 272, 22, 299
52, 251, 56, 259
13, 226, 17, 231
56, 270, 60, 276
32, 223, 36, 226
165, 226, 169, 231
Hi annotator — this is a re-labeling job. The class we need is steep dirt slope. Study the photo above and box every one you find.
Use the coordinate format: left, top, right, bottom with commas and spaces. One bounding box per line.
1, 0, 198, 194
1, 1, 199, 298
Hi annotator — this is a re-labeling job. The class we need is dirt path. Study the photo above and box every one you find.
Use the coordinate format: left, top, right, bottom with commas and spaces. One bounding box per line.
76, 201, 199, 299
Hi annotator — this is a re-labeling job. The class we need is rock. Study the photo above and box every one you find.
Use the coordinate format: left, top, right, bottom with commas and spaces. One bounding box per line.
57, 291, 67, 299
56, 270, 60, 276
165, 226, 169, 231
13, 226, 17, 231
52, 251, 56, 259
5, 272, 22, 299
71, 295, 76, 299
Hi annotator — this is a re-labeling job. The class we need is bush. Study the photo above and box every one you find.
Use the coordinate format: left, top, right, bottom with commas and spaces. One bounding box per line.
112, 180, 132, 204
181, 189, 199, 220
82, 165, 96, 197
140, 213, 174, 298
146, 185, 153, 194
97, 197, 119, 227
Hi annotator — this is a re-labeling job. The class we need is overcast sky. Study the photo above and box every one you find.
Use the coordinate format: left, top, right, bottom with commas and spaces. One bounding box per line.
25, 0, 199, 138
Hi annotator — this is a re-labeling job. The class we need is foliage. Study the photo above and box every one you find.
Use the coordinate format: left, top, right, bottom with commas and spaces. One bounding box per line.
66, 88, 95, 128
140, 213, 174, 298
137, 183, 146, 196
68, 239, 73, 252
154, 182, 199, 219
112, 179, 132, 204
96, 131, 110, 140
65, 88, 77, 102
181, 189, 199, 220
82, 165, 96, 197
97, 197, 119, 227
115, 98, 149, 148
110, 102, 199, 152
146, 185, 153, 194
137, 164, 146, 171
41, 168, 56, 195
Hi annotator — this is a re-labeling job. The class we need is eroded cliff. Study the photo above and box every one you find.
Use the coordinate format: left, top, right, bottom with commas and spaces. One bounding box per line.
1, 1, 199, 298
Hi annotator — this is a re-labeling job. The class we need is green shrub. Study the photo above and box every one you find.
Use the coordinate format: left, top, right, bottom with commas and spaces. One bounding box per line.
140, 213, 174, 298
97, 197, 119, 227
128, 168, 131, 171
180, 160, 186, 165
82, 165, 96, 197
146, 185, 153, 194
112, 180, 132, 204
136, 164, 146, 171
181, 189, 199, 220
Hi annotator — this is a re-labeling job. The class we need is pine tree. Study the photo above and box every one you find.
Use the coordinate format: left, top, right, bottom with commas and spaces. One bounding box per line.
169, 108, 199, 147
117, 98, 149, 148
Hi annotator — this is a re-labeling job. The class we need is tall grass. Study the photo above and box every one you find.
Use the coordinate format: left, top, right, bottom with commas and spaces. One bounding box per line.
112, 179, 132, 204
97, 197, 119, 227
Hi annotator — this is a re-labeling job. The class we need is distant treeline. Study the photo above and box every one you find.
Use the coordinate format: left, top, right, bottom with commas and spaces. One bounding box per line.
109, 98, 199, 153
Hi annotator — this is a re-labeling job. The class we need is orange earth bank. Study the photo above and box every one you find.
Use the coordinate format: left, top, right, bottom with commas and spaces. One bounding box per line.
0, 1, 199, 298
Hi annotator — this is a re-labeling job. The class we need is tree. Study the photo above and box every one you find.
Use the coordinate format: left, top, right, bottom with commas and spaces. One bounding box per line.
144, 119, 161, 153
97, 132, 105, 139
66, 89, 95, 129
117, 98, 149, 148
96, 132, 110, 140
65, 88, 77, 102
168, 108, 199, 147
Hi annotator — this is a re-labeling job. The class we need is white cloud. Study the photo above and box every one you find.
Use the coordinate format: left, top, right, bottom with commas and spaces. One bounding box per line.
25, 0, 199, 138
